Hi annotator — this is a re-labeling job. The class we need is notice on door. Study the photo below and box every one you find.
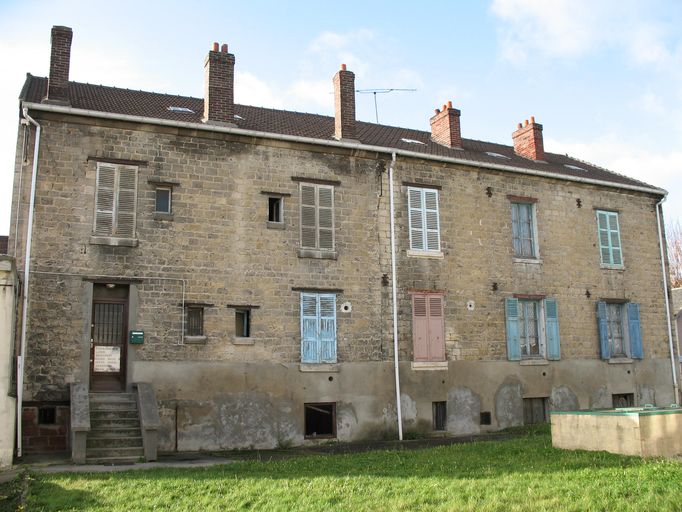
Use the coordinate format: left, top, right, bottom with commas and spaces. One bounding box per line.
94, 346, 121, 372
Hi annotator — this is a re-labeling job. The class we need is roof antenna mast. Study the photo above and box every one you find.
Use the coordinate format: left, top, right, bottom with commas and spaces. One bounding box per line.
356, 88, 417, 123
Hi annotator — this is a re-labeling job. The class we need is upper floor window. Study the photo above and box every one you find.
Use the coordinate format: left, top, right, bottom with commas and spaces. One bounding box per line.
155, 187, 172, 214
511, 202, 537, 259
300, 292, 336, 363
596, 210, 623, 267
505, 297, 561, 361
407, 187, 440, 252
94, 163, 138, 238
300, 184, 334, 251
597, 301, 642, 360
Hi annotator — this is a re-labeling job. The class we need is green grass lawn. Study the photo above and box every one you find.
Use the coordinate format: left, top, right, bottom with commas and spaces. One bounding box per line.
3, 425, 682, 511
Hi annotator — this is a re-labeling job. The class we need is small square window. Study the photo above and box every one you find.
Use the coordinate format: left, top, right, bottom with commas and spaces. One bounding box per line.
612, 393, 634, 408
155, 187, 172, 213
432, 401, 447, 431
185, 307, 204, 336
38, 406, 56, 425
304, 402, 336, 438
235, 309, 250, 337
268, 196, 283, 223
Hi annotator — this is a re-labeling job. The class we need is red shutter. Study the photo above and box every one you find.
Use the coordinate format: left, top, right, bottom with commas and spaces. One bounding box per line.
412, 294, 430, 361
427, 295, 446, 361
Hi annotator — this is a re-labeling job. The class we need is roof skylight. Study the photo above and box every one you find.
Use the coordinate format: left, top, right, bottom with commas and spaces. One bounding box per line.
167, 106, 195, 113
564, 164, 587, 171
485, 151, 510, 160
400, 138, 426, 145
234, 114, 244, 120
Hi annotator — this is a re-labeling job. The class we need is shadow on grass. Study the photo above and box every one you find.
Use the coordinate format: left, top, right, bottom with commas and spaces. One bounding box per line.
26, 480, 99, 511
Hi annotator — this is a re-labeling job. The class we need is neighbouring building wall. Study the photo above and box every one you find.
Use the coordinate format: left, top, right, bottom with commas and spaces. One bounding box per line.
0, 256, 17, 468
674, 288, 682, 380
9, 112, 676, 451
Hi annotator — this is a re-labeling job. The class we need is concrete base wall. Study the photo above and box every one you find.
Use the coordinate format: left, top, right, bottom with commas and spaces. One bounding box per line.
132, 357, 675, 452
0, 396, 15, 468
0, 257, 17, 468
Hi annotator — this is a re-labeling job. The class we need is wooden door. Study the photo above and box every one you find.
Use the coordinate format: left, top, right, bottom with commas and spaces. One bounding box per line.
90, 299, 127, 392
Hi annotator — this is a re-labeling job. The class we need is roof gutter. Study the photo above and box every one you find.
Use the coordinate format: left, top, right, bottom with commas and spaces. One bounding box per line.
21, 101, 667, 197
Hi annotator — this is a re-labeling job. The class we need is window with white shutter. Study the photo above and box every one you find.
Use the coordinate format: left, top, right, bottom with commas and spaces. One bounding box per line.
93, 163, 138, 239
300, 183, 334, 251
407, 187, 440, 252
596, 210, 623, 267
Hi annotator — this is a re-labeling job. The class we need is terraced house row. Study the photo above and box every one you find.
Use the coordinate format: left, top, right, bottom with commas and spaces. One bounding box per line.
3, 26, 678, 462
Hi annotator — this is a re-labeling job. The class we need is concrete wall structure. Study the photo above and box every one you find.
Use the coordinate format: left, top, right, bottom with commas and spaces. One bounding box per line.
0, 256, 17, 467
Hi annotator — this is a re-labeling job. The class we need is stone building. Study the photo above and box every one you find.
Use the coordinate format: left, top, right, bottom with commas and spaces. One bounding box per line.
7, 26, 679, 461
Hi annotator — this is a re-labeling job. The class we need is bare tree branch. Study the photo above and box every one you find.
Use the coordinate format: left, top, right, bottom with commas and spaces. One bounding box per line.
667, 218, 682, 288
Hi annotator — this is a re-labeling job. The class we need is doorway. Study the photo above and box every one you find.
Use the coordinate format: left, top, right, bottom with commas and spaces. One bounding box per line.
90, 284, 128, 392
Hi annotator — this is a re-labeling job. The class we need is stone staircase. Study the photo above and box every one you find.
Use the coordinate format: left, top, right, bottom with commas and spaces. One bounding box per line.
86, 392, 144, 464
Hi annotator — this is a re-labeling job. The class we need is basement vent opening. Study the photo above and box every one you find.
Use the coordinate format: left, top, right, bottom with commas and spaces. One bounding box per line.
612, 393, 635, 408
400, 138, 426, 145
304, 403, 336, 438
485, 152, 511, 160
523, 397, 548, 425
480, 411, 492, 425
432, 401, 447, 431
167, 106, 195, 113
564, 164, 587, 172
38, 406, 56, 425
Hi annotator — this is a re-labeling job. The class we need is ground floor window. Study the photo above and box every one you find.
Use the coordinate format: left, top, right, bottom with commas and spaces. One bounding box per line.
304, 403, 336, 438
432, 401, 447, 431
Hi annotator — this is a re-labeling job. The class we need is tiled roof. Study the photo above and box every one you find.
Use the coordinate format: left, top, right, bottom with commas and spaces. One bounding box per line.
20, 74, 658, 191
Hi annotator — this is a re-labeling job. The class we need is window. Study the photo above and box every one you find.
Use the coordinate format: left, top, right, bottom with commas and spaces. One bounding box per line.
268, 196, 283, 223
185, 306, 204, 336
304, 403, 336, 438
300, 293, 336, 363
235, 309, 250, 338
505, 298, 560, 361
300, 183, 334, 251
38, 406, 56, 425
523, 397, 548, 424
94, 163, 138, 238
433, 401, 447, 431
596, 210, 623, 267
411, 293, 445, 362
511, 202, 537, 258
155, 187, 171, 213
597, 301, 643, 359
407, 187, 440, 252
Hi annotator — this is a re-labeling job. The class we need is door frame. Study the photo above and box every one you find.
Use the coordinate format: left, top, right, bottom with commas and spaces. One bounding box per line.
90, 298, 128, 392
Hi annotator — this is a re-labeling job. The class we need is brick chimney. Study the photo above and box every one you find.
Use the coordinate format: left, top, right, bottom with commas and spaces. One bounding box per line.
203, 42, 236, 126
512, 117, 545, 161
430, 101, 462, 149
333, 64, 356, 140
44, 26, 73, 105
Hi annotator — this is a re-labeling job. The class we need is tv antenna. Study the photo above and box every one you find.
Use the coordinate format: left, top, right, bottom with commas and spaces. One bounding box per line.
356, 88, 417, 123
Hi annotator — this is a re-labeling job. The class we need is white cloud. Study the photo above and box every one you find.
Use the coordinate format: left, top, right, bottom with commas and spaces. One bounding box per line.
234, 71, 285, 109
288, 80, 331, 110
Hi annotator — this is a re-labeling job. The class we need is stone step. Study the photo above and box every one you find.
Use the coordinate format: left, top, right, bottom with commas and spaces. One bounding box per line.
90, 393, 135, 401
86, 446, 144, 459
90, 427, 142, 437
91, 409, 139, 420
90, 401, 138, 411
87, 436, 143, 449
90, 419, 141, 429
85, 456, 139, 465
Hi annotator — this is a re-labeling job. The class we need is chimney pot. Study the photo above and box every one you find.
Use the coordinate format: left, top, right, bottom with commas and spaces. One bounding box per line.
430, 101, 462, 149
213, 42, 219, 51
447, 100, 452, 108
221, 43, 228, 53
333, 65, 356, 140
513, 116, 545, 161
435, 109, 440, 114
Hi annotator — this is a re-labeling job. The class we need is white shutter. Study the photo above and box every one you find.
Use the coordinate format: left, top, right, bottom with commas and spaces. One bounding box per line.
94, 164, 116, 235
300, 185, 317, 249
115, 166, 137, 237
317, 186, 334, 250
424, 189, 440, 251
408, 188, 424, 250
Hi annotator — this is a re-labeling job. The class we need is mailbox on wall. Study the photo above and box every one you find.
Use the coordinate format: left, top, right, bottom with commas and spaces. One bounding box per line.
129, 330, 144, 344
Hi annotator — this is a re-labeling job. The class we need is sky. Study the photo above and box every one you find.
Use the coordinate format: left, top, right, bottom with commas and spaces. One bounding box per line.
1, 0, 681, 236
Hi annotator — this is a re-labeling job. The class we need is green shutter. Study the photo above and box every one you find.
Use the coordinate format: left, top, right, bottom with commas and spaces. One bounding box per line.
505, 298, 521, 361
597, 301, 610, 359
544, 298, 560, 360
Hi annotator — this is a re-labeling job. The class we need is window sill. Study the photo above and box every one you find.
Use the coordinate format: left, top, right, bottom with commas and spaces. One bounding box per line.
608, 357, 633, 364
266, 221, 285, 230
153, 212, 173, 221
232, 337, 255, 346
184, 335, 207, 345
89, 236, 138, 247
520, 359, 549, 366
407, 249, 444, 259
600, 264, 625, 270
513, 258, 542, 265
411, 361, 448, 371
299, 363, 339, 373
298, 248, 337, 260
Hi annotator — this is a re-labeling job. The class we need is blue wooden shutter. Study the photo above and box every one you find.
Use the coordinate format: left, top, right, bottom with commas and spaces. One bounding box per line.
301, 293, 319, 363
319, 294, 337, 363
544, 298, 561, 360
505, 298, 521, 361
628, 302, 643, 359
597, 301, 610, 359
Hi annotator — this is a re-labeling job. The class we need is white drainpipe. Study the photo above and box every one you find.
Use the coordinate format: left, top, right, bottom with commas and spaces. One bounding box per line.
16, 108, 41, 457
388, 152, 403, 440
655, 196, 680, 404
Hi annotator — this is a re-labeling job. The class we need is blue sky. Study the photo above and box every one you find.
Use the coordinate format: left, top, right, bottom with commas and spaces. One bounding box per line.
1, 0, 681, 235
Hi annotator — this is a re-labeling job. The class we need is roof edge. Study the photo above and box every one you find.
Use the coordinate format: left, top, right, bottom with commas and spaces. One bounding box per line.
21, 100, 667, 197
